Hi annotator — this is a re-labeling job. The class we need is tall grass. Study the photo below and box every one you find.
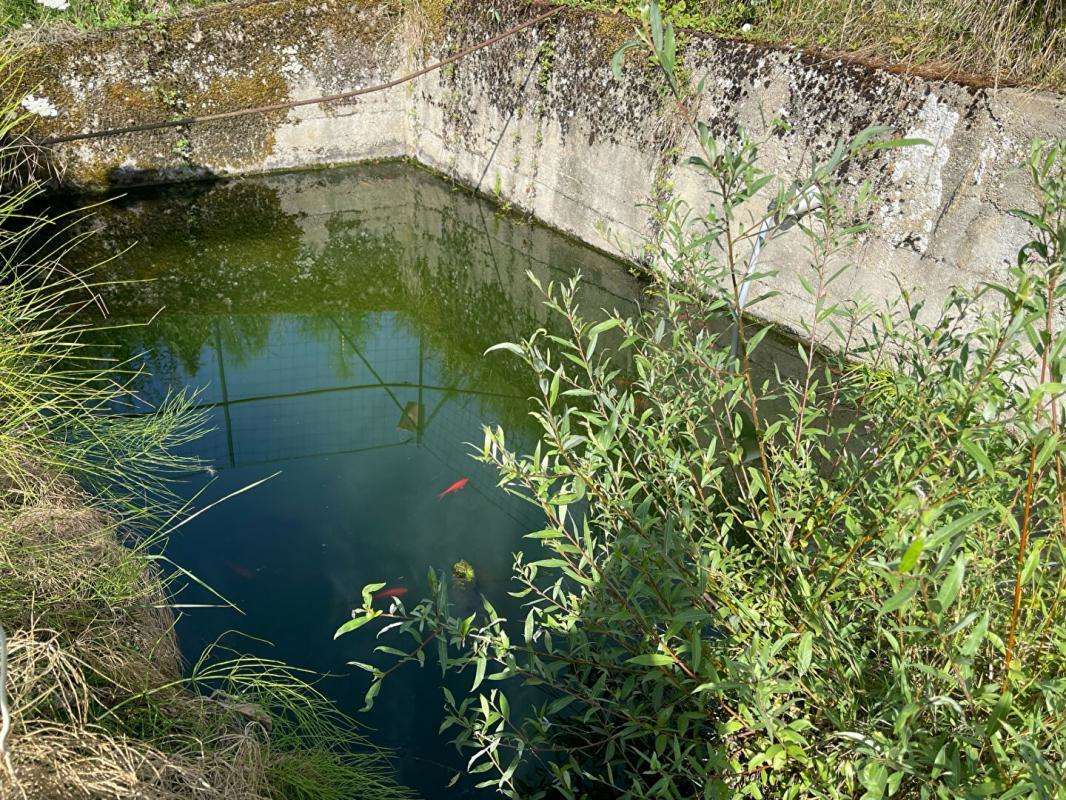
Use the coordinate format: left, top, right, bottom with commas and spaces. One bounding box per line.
0, 238, 206, 506
0, 0, 212, 36
581, 0, 1064, 90
3, 0, 1063, 91
0, 48, 413, 799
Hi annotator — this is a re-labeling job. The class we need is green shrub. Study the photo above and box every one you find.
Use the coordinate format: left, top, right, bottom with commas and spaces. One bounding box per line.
338, 7, 1065, 798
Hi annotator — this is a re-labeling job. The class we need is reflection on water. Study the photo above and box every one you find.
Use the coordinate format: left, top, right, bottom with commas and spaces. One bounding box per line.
74, 162, 641, 797
123, 311, 535, 473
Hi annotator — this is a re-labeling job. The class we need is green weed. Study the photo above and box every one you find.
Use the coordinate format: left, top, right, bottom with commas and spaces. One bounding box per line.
339, 7, 1066, 797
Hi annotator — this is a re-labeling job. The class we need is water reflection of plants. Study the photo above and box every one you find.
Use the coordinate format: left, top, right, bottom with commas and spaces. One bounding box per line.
76, 164, 633, 428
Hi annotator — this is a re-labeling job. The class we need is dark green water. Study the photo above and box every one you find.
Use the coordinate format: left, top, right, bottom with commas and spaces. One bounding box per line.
75, 162, 641, 797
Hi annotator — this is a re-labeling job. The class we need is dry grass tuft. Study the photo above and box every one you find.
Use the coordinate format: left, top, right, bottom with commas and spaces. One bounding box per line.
1, 478, 411, 799
0, 454, 414, 799
1, 629, 252, 800
756, 0, 1064, 90
3, 711, 269, 799
0, 482, 266, 800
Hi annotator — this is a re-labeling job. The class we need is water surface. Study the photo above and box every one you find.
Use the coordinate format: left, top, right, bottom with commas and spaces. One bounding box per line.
75, 163, 641, 796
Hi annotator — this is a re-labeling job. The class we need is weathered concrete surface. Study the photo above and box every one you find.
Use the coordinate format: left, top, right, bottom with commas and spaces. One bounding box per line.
30, 0, 410, 186
26, 0, 1065, 334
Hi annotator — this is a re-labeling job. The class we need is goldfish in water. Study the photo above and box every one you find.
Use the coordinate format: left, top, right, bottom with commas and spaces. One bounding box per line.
372, 586, 408, 602
224, 560, 254, 580
436, 477, 469, 500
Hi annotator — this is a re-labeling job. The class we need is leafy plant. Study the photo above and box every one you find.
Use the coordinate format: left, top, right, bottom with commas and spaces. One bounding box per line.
338, 5, 1065, 798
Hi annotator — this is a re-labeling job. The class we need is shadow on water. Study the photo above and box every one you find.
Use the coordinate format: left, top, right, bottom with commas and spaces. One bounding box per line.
63, 162, 643, 797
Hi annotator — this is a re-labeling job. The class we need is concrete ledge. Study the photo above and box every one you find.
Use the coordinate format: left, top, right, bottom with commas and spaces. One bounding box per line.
25, 0, 1066, 334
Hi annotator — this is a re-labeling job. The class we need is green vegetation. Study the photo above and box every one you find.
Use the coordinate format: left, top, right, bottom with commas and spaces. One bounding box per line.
0, 57, 411, 798
452, 559, 475, 585
0, 0, 211, 36
338, 8, 1066, 798
590, 0, 1063, 89
2, 0, 1062, 91
403, 0, 1065, 90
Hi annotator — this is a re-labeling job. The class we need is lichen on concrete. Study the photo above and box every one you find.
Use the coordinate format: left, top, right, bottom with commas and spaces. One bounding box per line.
22, 0, 403, 187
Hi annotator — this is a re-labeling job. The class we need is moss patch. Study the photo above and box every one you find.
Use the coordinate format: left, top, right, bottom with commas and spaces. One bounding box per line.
17, 0, 402, 189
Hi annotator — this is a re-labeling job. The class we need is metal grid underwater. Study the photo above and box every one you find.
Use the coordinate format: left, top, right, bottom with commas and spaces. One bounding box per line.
119, 309, 542, 529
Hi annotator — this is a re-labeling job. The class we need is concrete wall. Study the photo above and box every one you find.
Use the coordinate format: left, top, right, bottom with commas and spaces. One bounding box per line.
31, 0, 409, 185
27, 0, 1065, 334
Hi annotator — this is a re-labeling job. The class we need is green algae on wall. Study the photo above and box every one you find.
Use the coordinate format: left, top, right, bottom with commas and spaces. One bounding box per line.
21, 0, 404, 188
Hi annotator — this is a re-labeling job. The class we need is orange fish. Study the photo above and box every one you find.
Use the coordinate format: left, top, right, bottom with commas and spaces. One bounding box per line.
372, 586, 408, 602
224, 560, 254, 580
437, 477, 469, 500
